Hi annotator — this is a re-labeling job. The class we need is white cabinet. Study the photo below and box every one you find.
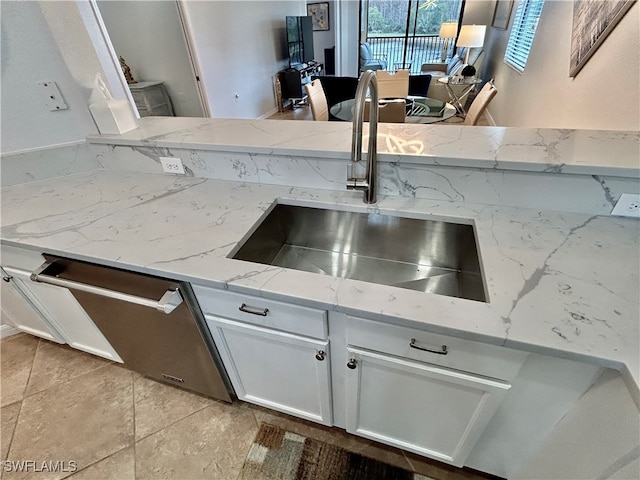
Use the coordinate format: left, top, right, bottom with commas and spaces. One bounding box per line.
208, 317, 332, 425
1, 266, 66, 343
193, 285, 332, 425
343, 315, 527, 467
128, 81, 174, 117
0, 245, 122, 362
345, 346, 511, 466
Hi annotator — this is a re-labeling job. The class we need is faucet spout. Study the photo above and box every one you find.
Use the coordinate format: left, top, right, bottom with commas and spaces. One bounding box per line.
347, 70, 378, 204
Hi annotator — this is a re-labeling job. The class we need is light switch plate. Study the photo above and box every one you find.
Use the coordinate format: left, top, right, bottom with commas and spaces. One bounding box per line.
611, 193, 640, 218
39, 81, 68, 111
159, 157, 186, 175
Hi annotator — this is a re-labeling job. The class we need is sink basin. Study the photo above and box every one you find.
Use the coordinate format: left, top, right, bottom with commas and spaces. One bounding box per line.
231, 204, 487, 302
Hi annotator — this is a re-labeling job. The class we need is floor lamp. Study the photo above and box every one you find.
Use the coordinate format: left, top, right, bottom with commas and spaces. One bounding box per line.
457, 25, 486, 65
439, 22, 457, 62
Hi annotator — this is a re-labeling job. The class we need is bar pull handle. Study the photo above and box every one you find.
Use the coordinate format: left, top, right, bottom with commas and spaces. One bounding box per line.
239, 303, 269, 316
410, 338, 448, 355
30, 262, 183, 314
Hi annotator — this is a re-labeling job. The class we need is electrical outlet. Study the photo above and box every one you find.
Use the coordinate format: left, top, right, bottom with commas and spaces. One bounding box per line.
159, 157, 185, 175
611, 193, 640, 218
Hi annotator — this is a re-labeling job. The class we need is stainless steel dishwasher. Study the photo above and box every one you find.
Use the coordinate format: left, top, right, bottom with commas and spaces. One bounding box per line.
31, 255, 233, 402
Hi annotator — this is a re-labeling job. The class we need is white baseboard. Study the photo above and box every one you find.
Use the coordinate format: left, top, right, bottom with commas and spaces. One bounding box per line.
0, 324, 20, 339
258, 106, 280, 120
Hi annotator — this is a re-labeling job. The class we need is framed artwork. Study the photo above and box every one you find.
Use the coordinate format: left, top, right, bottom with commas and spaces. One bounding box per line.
492, 0, 514, 30
569, 0, 635, 77
307, 2, 330, 31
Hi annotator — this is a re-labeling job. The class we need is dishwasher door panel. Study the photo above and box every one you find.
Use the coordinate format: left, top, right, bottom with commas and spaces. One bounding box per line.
39, 256, 232, 402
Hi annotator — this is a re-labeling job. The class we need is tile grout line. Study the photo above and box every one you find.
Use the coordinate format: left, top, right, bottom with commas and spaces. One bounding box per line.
132, 397, 215, 444
62, 368, 136, 479
19, 342, 115, 401
234, 405, 263, 480
3, 337, 41, 463
7, 337, 41, 459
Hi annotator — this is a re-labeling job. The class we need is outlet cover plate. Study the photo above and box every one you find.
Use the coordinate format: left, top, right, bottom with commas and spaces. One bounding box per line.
160, 157, 186, 175
611, 193, 640, 218
39, 81, 68, 111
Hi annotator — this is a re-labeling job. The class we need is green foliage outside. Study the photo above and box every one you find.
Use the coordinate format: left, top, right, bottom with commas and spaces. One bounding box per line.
367, 0, 462, 36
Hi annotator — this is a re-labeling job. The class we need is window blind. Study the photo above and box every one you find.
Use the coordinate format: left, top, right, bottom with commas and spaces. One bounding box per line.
504, 0, 545, 72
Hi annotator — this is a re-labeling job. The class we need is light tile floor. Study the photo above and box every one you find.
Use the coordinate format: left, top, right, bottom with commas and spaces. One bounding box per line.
1, 334, 498, 480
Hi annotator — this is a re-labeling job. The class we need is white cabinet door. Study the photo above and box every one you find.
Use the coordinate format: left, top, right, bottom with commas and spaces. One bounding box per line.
208, 316, 333, 425
1, 266, 122, 362
345, 346, 511, 467
1, 268, 65, 343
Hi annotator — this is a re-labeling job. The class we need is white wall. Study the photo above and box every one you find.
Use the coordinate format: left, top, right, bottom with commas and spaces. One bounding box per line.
308, 0, 337, 67
336, 0, 360, 77
96, 1, 204, 117
0, 1, 98, 153
483, 0, 639, 130
180, 0, 306, 118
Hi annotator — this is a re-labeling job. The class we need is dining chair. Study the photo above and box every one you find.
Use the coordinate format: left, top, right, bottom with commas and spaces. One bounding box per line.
463, 80, 497, 126
376, 69, 409, 99
318, 76, 359, 121
364, 98, 406, 123
408, 74, 432, 97
304, 79, 329, 121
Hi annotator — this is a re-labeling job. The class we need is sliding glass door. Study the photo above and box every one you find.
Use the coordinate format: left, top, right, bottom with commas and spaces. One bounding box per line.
361, 0, 465, 73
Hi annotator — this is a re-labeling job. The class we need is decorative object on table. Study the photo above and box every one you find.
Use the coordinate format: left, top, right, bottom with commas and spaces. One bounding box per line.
118, 56, 136, 84
457, 25, 486, 64
569, 0, 634, 77
438, 22, 458, 62
492, 0, 514, 30
240, 423, 427, 480
307, 2, 329, 31
461, 64, 476, 78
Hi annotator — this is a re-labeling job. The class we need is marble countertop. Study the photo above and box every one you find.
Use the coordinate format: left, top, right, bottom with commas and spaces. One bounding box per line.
87, 117, 640, 177
1, 170, 638, 403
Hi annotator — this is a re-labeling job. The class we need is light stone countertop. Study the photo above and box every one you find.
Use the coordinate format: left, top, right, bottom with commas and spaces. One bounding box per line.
1, 170, 638, 405
87, 117, 640, 177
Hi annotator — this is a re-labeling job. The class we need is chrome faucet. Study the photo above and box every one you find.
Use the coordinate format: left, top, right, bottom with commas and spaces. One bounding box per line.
347, 70, 378, 204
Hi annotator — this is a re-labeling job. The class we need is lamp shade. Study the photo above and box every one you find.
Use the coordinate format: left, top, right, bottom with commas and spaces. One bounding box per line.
438, 22, 458, 38
457, 25, 486, 48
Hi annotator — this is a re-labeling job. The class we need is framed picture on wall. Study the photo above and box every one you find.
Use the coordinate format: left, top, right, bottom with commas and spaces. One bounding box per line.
569, 0, 634, 77
492, 0, 514, 30
307, 2, 330, 31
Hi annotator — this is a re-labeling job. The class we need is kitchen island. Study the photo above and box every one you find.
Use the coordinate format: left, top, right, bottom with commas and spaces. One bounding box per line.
2, 119, 638, 478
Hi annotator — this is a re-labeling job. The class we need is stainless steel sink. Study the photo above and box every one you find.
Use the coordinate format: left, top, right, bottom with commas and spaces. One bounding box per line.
231, 204, 487, 302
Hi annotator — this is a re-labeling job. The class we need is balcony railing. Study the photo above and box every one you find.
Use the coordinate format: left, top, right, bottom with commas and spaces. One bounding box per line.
366, 35, 453, 74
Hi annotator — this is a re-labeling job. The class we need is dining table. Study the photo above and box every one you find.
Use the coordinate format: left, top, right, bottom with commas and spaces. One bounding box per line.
329, 96, 457, 124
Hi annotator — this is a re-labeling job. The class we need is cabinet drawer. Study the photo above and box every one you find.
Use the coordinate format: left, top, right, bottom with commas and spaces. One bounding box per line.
193, 285, 327, 339
346, 316, 527, 381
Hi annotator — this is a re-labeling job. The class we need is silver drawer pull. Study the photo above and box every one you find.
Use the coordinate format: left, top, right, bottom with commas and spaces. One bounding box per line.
410, 338, 448, 355
31, 261, 183, 314
239, 303, 269, 316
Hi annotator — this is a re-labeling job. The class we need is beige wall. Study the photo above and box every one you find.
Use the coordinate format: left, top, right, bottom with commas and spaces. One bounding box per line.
180, 0, 306, 118
482, 0, 639, 131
